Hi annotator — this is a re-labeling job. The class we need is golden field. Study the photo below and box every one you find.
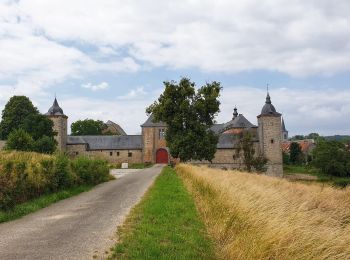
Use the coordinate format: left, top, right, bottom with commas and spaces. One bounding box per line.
176, 164, 350, 260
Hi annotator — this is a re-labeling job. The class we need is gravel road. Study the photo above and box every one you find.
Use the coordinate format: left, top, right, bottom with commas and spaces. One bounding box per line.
0, 165, 163, 260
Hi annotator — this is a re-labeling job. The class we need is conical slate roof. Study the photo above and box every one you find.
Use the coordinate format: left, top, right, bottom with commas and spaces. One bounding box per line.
45, 97, 65, 116
258, 93, 281, 117
281, 117, 287, 131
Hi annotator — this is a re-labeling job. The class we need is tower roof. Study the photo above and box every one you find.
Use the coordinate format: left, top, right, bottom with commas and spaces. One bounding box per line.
258, 92, 281, 117
281, 117, 287, 132
45, 97, 65, 116
233, 107, 238, 119
141, 114, 167, 127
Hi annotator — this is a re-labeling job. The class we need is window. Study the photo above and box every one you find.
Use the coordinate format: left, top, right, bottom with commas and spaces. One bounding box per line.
271, 139, 274, 144
159, 129, 165, 139
75, 151, 79, 155
117, 152, 120, 156
128, 152, 132, 157
110, 151, 113, 156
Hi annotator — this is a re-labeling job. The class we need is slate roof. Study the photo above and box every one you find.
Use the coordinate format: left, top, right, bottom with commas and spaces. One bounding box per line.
105, 120, 127, 135
210, 114, 257, 134
217, 134, 239, 148
281, 118, 287, 132
258, 93, 281, 117
45, 98, 65, 116
141, 114, 167, 127
67, 135, 142, 150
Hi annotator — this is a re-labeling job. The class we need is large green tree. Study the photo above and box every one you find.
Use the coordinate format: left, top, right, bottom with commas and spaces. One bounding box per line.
0, 96, 38, 139
71, 119, 106, 136
146, 78, 221, 162
312, 140, 350, 177
21, 114, 55, 140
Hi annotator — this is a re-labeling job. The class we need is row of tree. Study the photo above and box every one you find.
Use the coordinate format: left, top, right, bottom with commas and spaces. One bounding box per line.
0, 96, 57, 153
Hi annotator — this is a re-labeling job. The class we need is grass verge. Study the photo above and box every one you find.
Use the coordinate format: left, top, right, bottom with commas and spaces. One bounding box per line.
284, 164, 350, 187
110, 166, 214, 260
0, 185, 92, 223
177, 164, 350, 259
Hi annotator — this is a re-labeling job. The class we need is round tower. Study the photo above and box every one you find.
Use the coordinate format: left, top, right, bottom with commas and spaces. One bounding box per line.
257, 92, 283, 177
45, 97, 68, 152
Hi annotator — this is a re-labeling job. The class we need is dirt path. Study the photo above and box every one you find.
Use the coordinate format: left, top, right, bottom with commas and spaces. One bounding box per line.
0, 165, 163, 260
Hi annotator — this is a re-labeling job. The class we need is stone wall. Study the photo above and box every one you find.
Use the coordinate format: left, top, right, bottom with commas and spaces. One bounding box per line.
258, 116, 283, 177
142, 126, 167, 163
67, 144, 142, 164
49, 115, 68, 152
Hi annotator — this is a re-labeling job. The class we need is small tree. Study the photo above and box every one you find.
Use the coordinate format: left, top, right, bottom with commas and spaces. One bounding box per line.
236, 131, 267, 172
290, 142, 303, 164
5, 129, 34, 151
147, 78, 221, 162
71, 119, 107, 136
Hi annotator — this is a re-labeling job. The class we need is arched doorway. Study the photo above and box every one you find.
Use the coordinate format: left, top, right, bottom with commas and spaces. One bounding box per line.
156, 148, 168, 164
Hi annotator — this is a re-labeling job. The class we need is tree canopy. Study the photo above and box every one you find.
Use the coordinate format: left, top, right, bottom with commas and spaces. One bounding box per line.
0, 96, 38, 139
0, 95, 57, 153
312, 140, 350, 177
289, 142, 303, 164
146, 78, 221, 162
71, 119, 107, 136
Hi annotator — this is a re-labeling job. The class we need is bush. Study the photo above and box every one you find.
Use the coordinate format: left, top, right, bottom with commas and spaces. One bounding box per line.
33, 136, 57, 154
0, 151, 110, 210
71, 156, 109, 185
5, 129, 34, 151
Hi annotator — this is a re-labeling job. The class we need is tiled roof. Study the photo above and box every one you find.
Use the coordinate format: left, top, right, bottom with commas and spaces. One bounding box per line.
67, 135, 142, 150
210, 114, 257, 134
282, 139, 315, 153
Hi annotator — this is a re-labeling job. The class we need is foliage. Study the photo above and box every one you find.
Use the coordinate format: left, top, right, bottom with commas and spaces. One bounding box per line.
282, 151, 290, 165
71, 119, 107, 136
289, 142, 303, 164
5, 129, 34, 151
0, 151, 110, 210
33, 136, 57, 154
0, 96, 38, 140
21, 114, 55, 140
0, 185, 92, 223
312, 140, 350, 177
111, 167, 214, 259
0, 96, 57, 153
71, 156, 110, 184
236, 131, 267, 172
146, 78, 221, 162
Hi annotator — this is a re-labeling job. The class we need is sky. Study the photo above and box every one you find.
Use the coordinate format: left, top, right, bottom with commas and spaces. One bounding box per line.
1, 0, 350, 136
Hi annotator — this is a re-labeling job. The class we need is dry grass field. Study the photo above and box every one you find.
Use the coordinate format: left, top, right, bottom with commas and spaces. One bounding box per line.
177, 164, 350, 260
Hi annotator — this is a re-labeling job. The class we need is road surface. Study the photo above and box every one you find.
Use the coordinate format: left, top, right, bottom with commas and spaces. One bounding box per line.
0, 165, 163, 260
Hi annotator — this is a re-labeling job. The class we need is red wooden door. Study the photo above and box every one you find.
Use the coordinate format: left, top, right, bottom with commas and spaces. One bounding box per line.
156, 149, 168, 164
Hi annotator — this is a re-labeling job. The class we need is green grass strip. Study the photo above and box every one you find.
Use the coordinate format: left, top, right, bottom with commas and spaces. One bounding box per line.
110, 166, 215, 260
0, 185, 93, 223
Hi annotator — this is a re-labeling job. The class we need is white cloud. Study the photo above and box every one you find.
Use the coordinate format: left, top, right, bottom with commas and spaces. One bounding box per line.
82, 82, 109, 91
117, 87, 147, 100
11, 0, 350, 77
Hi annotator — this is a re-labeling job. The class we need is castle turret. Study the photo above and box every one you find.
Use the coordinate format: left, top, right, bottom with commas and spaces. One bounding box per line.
281, 117, 288, 141
45, 97, 68, 152
257, 92, 283, 177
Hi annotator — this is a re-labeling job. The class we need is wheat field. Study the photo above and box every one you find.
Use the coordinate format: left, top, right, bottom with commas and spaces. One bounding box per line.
176, 164, 350, 260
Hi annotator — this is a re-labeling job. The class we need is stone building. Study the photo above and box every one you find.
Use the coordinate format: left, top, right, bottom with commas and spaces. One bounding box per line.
44, 92, 283, 177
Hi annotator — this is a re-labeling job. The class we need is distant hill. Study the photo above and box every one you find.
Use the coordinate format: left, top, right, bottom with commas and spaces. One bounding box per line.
324, 135, 350, 141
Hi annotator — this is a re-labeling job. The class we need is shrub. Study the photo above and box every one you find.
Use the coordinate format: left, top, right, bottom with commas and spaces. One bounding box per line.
5, 129, 33, 151
0, 151, 110, 210
71, 156, 109, 185
33, 136, 57, 154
